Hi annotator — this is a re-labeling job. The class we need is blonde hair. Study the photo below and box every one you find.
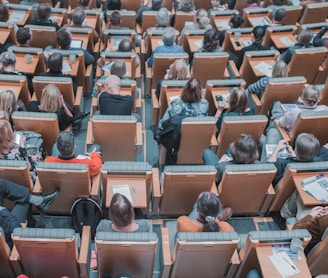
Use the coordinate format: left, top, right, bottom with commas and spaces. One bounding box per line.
0, 90, 17, 120
272, 60, 288, 78
196, 9, 210, 29
0, 119, 14, 157
39, 84, 62, 113
167, 59, 188, 80
301, 85, 320, 107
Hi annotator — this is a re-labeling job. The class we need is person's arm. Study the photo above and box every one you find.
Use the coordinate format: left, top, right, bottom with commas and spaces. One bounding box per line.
61, 96, 73, 117
88, 150, 102, 176
313, 27, 328, 47
247, 77, 268, 97
158, 100, 177, 129
267, 139, 295, 162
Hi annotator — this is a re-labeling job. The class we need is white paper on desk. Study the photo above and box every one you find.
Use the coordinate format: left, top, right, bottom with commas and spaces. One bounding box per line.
76, 155, 91, 160
269, 252, 300, 278
157, 40, 164, 46
303, 181, 328, 202
194, 40, 203, 49
8, 10, 25, 23
215, 21, 229, 29
112, 184, 133, 204
254, 61, 272, 77
250, 17, 270, 26
169, 95, 180, 101
242, 40, 252, 47
62, 60, 72, 73
279, 36, 295, 47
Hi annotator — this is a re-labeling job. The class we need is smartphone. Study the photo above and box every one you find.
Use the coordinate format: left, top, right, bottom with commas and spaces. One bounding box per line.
216, 95, 223, 102
235, 41, 241, 47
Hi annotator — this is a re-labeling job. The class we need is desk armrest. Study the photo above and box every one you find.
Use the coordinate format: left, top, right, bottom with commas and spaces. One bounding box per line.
249, 93, 262, 114
274, 119, 290, 142
161, 227, 172, 278
226, 249, 240, 278
135, 122, 143, 154
85, 120, 93, 152
261, 184, 275, 213
73, 86, 84, 112
90, 173, 101, 201
78, 226, 91, 278
152, 167, 161, 215
145, 63, 152, 95
227, 60, 240, 78
210, 134, 218, 152
152, 89, 159, 126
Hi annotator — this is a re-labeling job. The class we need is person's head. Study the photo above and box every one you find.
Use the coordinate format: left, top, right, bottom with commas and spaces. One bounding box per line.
56, 27, 72, 49
180, 77, 202, 103
0, 51, 16, 68
0, 89, 17, 120
47, 53, 63, 73
166, 59, 188, 80
178, 0, 194, 12
211, 0, 225, 8
56, 131, 75, 157
271, 60, 288, 78
297, 28, 312, 46
301, 85, 320, 107
270, 7, 286, 23
103, 75, 121, 94
71, 7, 86, 25
39, 84, 63, 113
152, 0, 163, 10
37, 3, 51, 21
16, 27, 32, 46
229, 14, 244, 28
230, 134, 259, 163
107, 0, 121, 10
228, 87, 248, 113
202, 28, 219, 52
109, 10, 121, 26
118, 38, 134, 51
294, 133, 320, 161
197, 192, 222, 232
110, 61, 126, 78
195, 9, 210, 29
156, 7, 169, 27
251, 26, 266, 46
0, 4, 9, 22
108, 193, 134, 227
162, 27, 176, 46
0, 120, 14, 155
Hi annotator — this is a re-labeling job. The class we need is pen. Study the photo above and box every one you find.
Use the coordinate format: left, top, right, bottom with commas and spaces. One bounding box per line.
283, 257, 296, 270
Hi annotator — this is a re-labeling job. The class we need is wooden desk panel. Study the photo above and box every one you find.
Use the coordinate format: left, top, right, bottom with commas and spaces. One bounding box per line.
187, 36, 203, 53
62, 57, 80, 77
249, 59, 275, 78
0, 84, 21, 100
0, 30, 10, 44
229, 34, 252, 52
15, 53, 39, 75
8, 9, 30, 26
248, 16, 271, 27
271, 34, 297, 50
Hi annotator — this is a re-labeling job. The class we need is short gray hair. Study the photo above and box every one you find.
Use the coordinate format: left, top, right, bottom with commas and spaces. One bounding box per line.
162, 27, 176, 46
156, 7, 169, 27
56, 131, 75, 157
72, 7, 86, 25
0, 51, 16, 67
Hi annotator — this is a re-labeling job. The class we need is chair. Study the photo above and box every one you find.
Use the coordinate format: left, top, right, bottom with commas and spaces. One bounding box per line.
25, 25, 57, 49
66, 26, 94, 51
95, 232, 158, 278
12, 111, 60, 155
84, 9, 102, 35
249, 76, 307, 116
262, 25, 297, 50
100, 28, 136, 52
288, 47, 328, 84
216, 115, 268, 158
12, 226, 91, 278
34, 162, 99, 213
209, 10, 238, 31
0, 74, 30, 108
0, 22, 18, 46
233, 0, 261, 13
298, 2, 328, 24
152, 165, 217, 216
32, 76, 83, 111
239, 50, 279, 86
242, 8, 271, 28
161, 221, 240, 278
141, 11, 161, 33
145, 53, 189, 93
7, 4, 34, 26
274, 5, 302, 25
86, 115, 143, 161
204, 79, 246, 116
174, 11, 195, 33
218, 163, 277, 215
221, 27, 253, 56
101, 161, 153, 214
268, 161, 328, 213
159, 117, 216, 165
69, 0, 98, 9
275, 110, 328, 147
235, 229, 311, 277
50, 7, 68, 26
182, 29, 207, 57
8, 46, 46, 76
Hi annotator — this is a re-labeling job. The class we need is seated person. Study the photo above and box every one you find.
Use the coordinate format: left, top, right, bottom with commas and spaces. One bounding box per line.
203, 134, 260, 184
0, 89, 19, 129
136, 0, 163, 26
215, 87, 254, 137
241, 0, 261, 17
29, 3, 60, 30
143, 7, 169, 39
218, 14, 244, 47
44, 131, 102, 178
196, 28, 221, 53
147, 27, 185, 68
177, 191, 234, 232
0, 4, 18, 35
170, 0, 195, 27
0, 179, 59, 247
16, 27, 32, 47
313, 26, 328, 48
269, 7, 286, 26
97, 193, 152, 232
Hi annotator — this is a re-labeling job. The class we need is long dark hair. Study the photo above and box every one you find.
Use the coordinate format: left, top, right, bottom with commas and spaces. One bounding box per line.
197, 192, 221, 232
252, 26, 265, 48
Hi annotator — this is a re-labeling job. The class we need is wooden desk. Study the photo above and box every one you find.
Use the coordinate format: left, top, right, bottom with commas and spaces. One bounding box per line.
100, 60, 133, 78
187, 36, 203, 53
50, 13, 64, 27
105, 177, 147, 208
166, 90, 182, 106
0, 29, 10, 44
63, 57, 80, 77
213, 17, 231, 31
248, 16, 271, 27
271, 34, 297, 50
256, 245, 311, 277
210, 88, 231, 109
0, 84, 21, 100
70, 33, 90, 50
150, 37, 164, 51
8, 9, 30, 26
230, 34, 252, 52
15, 53, 39, 75
249, 59, 275, 78
293, 172, 328, 206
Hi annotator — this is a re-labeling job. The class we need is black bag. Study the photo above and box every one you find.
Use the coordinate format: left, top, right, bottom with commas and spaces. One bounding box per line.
71, 197, 103, 240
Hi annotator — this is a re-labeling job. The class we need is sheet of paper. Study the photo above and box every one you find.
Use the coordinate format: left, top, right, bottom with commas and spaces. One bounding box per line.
303, 178, 328, 202
272, 244, 301, 260
62, 60, 72, 73
215, 20, 229, 29
279, 36, 295, 47
281, 103, 298, 112
265, 144, 277, 158
194, 40, 203, 49
242, 40, 252, 47
76, 155, 91, 160
254, 62, 272, 77
112, 184, 133, 204
250, 17, 270, 26
8, 10, 25, 23
269, 251, 300, 278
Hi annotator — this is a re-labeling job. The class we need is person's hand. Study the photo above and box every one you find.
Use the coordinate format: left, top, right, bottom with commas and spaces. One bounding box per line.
276, 139, 289, 151
323, 143, 328, 149
219, 154, 231, 162
217, 101, 226, 110
310, 206, 326, 218
285, 145, 296, 157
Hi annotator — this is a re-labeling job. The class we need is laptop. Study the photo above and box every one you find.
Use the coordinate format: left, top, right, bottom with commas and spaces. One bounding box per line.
70, 39, 83, 48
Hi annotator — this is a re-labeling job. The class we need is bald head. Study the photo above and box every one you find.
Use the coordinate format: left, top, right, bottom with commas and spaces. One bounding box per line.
104, 75, 121, 94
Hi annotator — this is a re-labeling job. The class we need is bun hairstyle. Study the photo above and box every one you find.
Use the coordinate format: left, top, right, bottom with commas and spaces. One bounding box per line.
0, 51, 16, 67
252, 26, 266, 47
301, 85, 320, 107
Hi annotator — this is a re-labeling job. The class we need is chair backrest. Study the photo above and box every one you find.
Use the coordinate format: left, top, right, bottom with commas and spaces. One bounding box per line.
218, 163, 277, 214
141, 11, 159, 33
12, 227, 81, 278
95, 232, 158, 278
236, 229, 311, 277
12, 111, 60, 155
279, 5, 302, 25
0, 74, 30, 108
174, 11, 195, 33
7, 4, 34, 25
177, 116, 216, 164
0, 22, 18, 45
255, 76, 307, 116
262, 25, 297, 48
288, 47, 327, 84
121, 0, 141, 12
216, 115, 268, 158
25, 25, 57, 49
84, 9, 101, 34
0, 227, 16, 278
158, 165, 216, 215
298, 2, 328, 24
105, 10, 136, 30
101, 161, 153, 214
191, 52, 230, 88
242, 8, 271, 28
90, 115, 138, 161
69, 0, 98, 9
36, 162, 90, 213
209, 10, 238, 30
205, 79, 247, 116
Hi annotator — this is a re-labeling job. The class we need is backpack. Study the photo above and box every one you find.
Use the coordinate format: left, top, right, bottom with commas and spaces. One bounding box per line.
71, 198, 103, 240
